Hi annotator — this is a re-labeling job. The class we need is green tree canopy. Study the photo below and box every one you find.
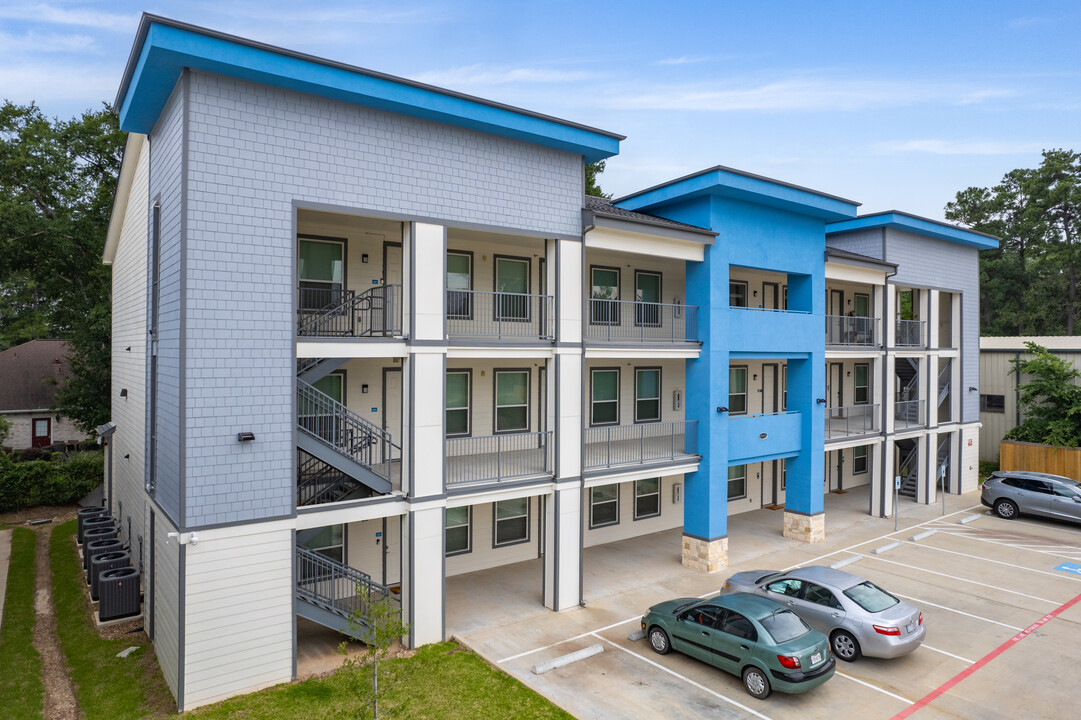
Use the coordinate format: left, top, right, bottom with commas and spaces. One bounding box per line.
585, 160, 609, 198
0, 101, 125, 432
1003, 342, 1081, 448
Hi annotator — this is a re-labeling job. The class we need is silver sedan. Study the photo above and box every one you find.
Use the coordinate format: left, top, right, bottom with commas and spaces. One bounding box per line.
720, 565, 924, 662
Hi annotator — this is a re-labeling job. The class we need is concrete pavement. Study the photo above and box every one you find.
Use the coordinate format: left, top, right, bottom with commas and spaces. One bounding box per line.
0, 528, 12, 633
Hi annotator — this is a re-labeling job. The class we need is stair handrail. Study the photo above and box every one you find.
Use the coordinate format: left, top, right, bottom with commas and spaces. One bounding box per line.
296, 547, 398, 623
297, 380, 401, 481
297, 284, 403, 337
898, 445, 919, 482
937, 362, 951, 406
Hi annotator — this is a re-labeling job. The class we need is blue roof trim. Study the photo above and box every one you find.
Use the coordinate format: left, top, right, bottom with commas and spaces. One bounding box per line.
613, 165, 859, 222
116, 17, 621, 163
826, 211, 999, 249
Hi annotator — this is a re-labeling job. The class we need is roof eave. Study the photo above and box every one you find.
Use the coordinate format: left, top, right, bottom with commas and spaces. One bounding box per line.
590, 213, 716, 246
827, 211, 999, 250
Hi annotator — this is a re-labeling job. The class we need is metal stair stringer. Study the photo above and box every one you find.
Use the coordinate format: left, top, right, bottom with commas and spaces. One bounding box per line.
297, 357, 350, 384
297, 432, 392, 496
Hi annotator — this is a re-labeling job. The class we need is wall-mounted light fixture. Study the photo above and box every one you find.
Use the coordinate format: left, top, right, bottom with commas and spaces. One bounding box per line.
125, 346, 131, 352
362, 253, 369, 263
847, 371, 851, 377
968, 386, 978, 392
717, 406, 729, 413
753, 289, 758, 297
119, 388, 128, 397
237, 432, 256, 442
753, 374, 758, 381
361, 384, 369, 394
123, 454, 130, 459
816, 398, 827, 404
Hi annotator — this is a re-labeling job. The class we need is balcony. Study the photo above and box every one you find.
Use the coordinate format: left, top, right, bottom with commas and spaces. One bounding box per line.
585, 300, 699, 344
825, 404, 879, 439
895, 319, 925, 348
727, 308, 817, 354
826, 315, 879, 347
894, 399, 924, 429
445, 431, 553, 487
446, 290, 554, 341
728, 411, 801, 463
297, 285, 404, 338
583, 420, 699, 472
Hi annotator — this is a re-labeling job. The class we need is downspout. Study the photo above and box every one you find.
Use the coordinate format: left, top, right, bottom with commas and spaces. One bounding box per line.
881, 265, 898, 519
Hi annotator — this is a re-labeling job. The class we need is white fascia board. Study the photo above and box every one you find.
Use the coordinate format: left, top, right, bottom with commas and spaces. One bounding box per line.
103, 133, 147, 265
445, 482, 557, 508
824, 350, 883, 360
586, 226, 705, 262
825, 262, 887, 285
446, 346, 555, 360
584, 463, 697, 487
295, 497, 409, 528
296, 341, 409, 358
585, 346, 701, 360
825, 436, 885, 451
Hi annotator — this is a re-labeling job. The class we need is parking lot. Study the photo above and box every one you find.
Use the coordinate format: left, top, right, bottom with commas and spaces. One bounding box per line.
455, 496, 1081, 720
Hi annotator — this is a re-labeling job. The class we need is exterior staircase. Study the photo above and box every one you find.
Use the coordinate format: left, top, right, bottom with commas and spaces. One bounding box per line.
936, 436, 951, 492
894, 358, 921, 425
295, 547, 399, 641
897, 440, 919, 499
297, 284, 403, 338
937, 361, 951, 422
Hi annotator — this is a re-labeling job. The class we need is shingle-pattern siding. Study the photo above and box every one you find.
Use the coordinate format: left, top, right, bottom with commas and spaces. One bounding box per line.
178, 70, 583, 526
148, 80, 185, 524
827, 227, 882, 260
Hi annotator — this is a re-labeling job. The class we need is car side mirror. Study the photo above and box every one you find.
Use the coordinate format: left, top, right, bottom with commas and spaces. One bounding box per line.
1072, 495, 1081, 503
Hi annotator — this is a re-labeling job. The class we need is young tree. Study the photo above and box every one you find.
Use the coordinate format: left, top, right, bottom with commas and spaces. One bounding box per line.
1004, 342, 1081, 448
585, 160, 610, 198
338, 585, 412, 720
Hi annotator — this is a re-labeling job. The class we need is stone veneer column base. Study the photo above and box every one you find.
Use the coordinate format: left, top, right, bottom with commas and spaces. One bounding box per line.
681, 535, 729, 573
783, 511, 826, 543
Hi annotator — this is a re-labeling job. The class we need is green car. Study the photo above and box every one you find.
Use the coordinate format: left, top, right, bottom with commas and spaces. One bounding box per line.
641, 592, 835, 699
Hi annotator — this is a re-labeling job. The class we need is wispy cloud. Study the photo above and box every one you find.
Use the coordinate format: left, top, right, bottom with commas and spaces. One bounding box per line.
603, 77, 1014, 112
876, 139, 1052, 156
207, 2, 443, 25
0, 3, 137, 31
0, 61, 117, 107
1008, 15, 1053, 28
0, 29, 98, 54
411, 64, 600, 87
655, 55, 711, 66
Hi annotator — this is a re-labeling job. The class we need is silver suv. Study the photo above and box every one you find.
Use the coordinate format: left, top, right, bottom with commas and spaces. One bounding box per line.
981, 471, 1081, 525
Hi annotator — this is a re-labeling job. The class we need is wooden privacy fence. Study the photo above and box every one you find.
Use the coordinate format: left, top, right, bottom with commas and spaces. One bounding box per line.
1000, 440, 1081, 481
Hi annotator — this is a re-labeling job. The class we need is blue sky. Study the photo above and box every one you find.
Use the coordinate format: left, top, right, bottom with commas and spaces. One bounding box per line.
2, 0, 1079, 220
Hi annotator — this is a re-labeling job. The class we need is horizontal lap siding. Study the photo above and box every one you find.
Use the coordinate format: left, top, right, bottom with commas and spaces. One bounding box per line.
154, 514, 181, 704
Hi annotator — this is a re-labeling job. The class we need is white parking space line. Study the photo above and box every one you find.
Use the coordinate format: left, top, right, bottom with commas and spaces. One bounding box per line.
849, 552, 1063, 605
890, 592, 1023, 631
835, 671, 912, 704
923, 529, 1081, 563
919, 644, 975, 664
497, 616, 638, 664
592, 633, 775, 720
901, 539, 1081, 581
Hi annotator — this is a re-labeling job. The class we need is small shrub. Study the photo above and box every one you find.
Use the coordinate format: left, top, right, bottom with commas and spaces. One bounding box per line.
0, 450, 103, 512
17, 447, 47, 462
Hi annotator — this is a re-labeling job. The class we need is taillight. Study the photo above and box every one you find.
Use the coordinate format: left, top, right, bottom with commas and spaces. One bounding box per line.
776, 655, 801, 669
723, 583, 731, 590
874, 624, 901, 636
918, 613, 923, 626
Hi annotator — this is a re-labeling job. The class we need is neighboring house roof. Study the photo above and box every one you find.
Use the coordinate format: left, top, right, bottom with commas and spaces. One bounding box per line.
824, 245, 897, 270
981, 336, 1081, 352
583, 195, 716, 243
115, 14, 623, 163
826, 210, 999, 250
0, 340, 71, 412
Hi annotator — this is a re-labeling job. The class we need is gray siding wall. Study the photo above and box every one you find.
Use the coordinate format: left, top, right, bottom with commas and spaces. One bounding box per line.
148, 80, 186, 524
827, 227, 882, 260
180, 70, 583, 527
884, 228, 981, 423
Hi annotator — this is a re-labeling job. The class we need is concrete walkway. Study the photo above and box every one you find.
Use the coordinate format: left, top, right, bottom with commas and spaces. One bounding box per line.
0, 528, 12, 633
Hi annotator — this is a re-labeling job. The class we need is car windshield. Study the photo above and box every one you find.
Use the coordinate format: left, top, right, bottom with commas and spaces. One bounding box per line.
759, 610, 811, 644
843, 581, 900, 613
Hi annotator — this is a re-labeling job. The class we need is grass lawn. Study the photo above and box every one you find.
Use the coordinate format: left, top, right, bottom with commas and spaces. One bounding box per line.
50, 520, 173, 719
0, 527, 43, 720
186, 642, 574, 720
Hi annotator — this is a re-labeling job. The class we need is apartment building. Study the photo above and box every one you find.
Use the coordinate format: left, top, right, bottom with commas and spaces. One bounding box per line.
102, 15, 997, 711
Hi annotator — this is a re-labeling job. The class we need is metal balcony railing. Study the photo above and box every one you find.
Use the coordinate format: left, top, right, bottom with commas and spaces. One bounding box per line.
894, 399, 924, 428
585, 300, 699, 343
298, 285, 403, 338
824, 404, 879, 439
446, 290, 554, 340
297, 380, 400, 480
583, 420, 699, 471
826, 315, 879, 346
296, 547, 398, 624
445, 431, 553, 486
895, 319, 925, 347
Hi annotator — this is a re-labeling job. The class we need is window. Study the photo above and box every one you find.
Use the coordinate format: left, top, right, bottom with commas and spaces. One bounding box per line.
729, 281, 748, 308
591, 368, 620, 425
853, 445, 868, 475
765, 577, 803, 597
494, 498, 530, 546
590, 484, 619, 527
634, 478, 661, 519
446, 371, 471, 437
635, 368, 661, 423
590, 266, 620, 324
303, 525, 344, 563
685, 605, 723, 628
445, 506, 471, 555
720, 610, 757, 641
844, 581, 900, 613
854, 363, 870, 405
854, 293, 870, 317
298, 237, 345, 311
728, 465, 747, 500
729, 367, 748, 414
980, 394, 1005, 413
495, 370, 529, 433
635, 271, 661, 326
446, 251, 473, 319
803, 583, 843, 609
494, 256, 530, 321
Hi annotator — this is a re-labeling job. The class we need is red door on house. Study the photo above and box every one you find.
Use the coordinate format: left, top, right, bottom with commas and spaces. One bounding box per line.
31, 418, 51, 448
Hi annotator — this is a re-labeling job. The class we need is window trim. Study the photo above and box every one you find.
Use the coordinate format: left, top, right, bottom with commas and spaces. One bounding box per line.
590, 367, 621, 427
297, 234, 347, 287
633, 478, 662, 521
728, 464, 747, 501
446, 249, 475, 320
633, 270, 663, 328
445, 506, 472, 557
445, 369, 472, 438
493, 254, 532, 323
854, 362, 870, 405
634, 366, 662, 424
980, 394, 1005, 413
729, 365, 748, 415
854, 292, 871, 318
853, 445, 868, 475
303, 524, 346, 564
493, 367, 531, 434
589, 483, 621, 529
492, 498, 531, 548
729, 280, 749, 308
589, 265, 622, 325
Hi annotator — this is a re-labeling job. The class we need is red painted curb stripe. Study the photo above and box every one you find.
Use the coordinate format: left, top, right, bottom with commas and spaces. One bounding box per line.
890, 590, 1081, 720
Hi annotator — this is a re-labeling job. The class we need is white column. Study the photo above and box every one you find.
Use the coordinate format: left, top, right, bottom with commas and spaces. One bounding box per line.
543, 483, 582, 611
884, 354, 896, 434
885, 285, 896, 348
925, 432, 939, 505
950, 429, 963, 494
928, 290, 941, 349
410, 222, 445, 342
926, 354, 939, 430
870, 441, 884, 517
916, 434, 930, 504
919, 288, 931, 347
401, 505, 444, 647
874, 283, 886, 348
881, 440, 895, 518
553, 238, 582, 344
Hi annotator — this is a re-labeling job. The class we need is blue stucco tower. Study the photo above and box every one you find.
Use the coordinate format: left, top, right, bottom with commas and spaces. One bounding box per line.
616, 167, 859, 568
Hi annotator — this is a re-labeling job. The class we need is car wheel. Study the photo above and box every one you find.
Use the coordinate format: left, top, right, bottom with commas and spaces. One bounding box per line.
648, 627, 671, 655
994, 499, 1019, 519
742, 666, 772, 699
831, 629, 862, 662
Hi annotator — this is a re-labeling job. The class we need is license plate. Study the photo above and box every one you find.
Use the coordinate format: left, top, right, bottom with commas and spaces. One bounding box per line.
906, 623, 915, 633
810, 651, 822, 665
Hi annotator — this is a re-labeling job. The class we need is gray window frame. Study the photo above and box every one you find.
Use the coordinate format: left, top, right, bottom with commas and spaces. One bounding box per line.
633, 478, 662, 520
634, 367, 662, 424
446, 249, 475, 320
445, 369, 472, 438
492, 498, 531, 548
445, 506, 472, 556
493, 368, 531, 434
730, 280, 749, 308
854, 363, 870, 405
853, 445, 868, 475
589, 484, 621, 528
728, 464, 747, 500
590, 367, 621, 427
729, 366, 748, 415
